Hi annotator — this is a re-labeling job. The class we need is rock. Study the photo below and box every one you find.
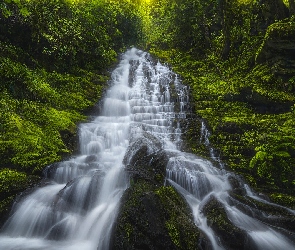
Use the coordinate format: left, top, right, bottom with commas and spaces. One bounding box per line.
123, 131, 168, 185
43, 162, 60, 179
110, 181, 202, 250
227, 175, 247, 196
201, 195, 253, 250
60, 129, 79, 155
179, 118, 212, 158
256, 18, 295, 80
111, 131, 203, 249
228, 192, 295, 234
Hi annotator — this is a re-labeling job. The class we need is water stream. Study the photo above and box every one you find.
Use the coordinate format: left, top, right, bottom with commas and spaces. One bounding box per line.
0, 48, 294, 249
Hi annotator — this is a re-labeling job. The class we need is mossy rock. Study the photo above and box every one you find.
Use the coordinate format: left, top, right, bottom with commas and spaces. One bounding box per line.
111, 180, 201, 250
201, 195, 253, 249
270, 192, 295, 210
111, 130, 202, 249
228, 192, 295, 233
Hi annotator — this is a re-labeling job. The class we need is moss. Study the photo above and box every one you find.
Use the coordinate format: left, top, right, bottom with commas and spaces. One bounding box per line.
202, 196, 248, 249
112, 179, 200, 250
0, 168, 40, 225
155, 186, 200, 250
0, 169, 28, 194
166, 221, 181, 248
204, 198, 235, 234
270, 193, 295, 209
150, 34, 295, 207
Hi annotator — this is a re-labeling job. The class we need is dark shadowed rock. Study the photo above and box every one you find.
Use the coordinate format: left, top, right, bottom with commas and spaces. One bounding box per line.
123, 131, 168, 185
228, 192, 295, 236
110, 131, 203, 249
201, 195, 253, 250
110, 181, 202, 250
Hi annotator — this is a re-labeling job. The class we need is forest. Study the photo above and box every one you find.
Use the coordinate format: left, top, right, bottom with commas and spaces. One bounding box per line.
0, 0, 295, 247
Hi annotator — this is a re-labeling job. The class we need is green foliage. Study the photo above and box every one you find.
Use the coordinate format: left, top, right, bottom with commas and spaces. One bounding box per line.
0, 0, 144, 215
0, 89, 81, 172
0, 0, 29, 18
0, 169, 27, 193
0, 168, 40, 218
145, 0, 214, 54
270, 193, 295, 209
1, 0, 143, 72
148, 0, 295, 206
0, 168, 25, 215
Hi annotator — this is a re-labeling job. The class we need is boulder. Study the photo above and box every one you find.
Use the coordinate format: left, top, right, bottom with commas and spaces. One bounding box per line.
123, 131, 168, 185
110, 132, 203, 249
110, 181, 203, 250
201, 195, 253, 250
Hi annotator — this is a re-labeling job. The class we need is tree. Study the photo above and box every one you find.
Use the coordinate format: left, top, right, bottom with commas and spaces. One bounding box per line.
289, 0, 295, 16
220, 0, 231, 60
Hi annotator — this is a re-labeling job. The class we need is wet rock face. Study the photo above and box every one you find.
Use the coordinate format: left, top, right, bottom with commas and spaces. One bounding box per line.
123, 131, 168, 185
228, 192, 295, 235
111, 180, 202, 250
201, 193, 295, 249
111, 132, 202, 250
201, 196, 253, 250
227, 175, 247, 196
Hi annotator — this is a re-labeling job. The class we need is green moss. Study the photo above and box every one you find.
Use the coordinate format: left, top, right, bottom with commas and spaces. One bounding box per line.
149, 13, 295, 208
205, 199, 233, 233
113, 179, 200, 249
270, 193, 295, 209
166, 220, 181, 248
0, 196, 14, 212
0, 169, 27, 193
0, 168, 40, 222
155, 186, 199, 250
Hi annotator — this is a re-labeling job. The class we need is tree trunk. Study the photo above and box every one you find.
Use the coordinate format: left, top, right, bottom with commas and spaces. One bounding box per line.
289, 0, 295, 16
220, 0, 231, 60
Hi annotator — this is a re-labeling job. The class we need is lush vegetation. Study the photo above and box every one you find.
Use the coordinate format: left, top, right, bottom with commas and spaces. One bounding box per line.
1, 0, 295, 221
0, 0, 143, 219
146, 0, 295, 208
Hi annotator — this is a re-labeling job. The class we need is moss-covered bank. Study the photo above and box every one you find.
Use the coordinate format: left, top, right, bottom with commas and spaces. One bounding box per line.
147, 0, 295, 209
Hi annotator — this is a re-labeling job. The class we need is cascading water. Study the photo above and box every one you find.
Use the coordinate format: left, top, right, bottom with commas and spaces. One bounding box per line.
0, 48, 294, 249
0, 49, 136, 250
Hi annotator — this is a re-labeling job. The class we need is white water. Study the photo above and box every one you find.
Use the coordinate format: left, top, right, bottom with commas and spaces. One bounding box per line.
0, 49, 137, 250
1, 48, 294, 249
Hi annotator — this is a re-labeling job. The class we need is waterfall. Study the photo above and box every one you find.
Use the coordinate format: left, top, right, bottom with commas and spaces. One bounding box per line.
1, 48, 294, 250
0, 49, 136, 250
